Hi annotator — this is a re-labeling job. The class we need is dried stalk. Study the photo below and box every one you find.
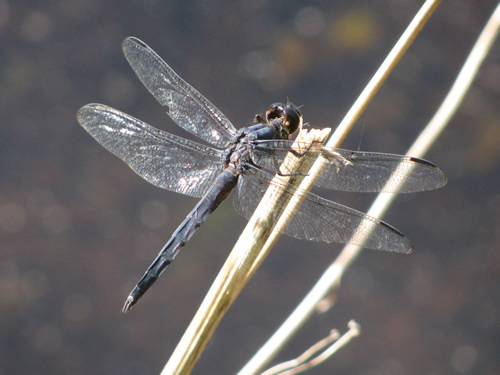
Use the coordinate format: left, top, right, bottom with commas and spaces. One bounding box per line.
239, 2, 500, 374
262, 321, 360, 375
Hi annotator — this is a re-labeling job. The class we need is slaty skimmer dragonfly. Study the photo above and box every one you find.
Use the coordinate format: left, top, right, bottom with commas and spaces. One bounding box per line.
77, 37, 447, 312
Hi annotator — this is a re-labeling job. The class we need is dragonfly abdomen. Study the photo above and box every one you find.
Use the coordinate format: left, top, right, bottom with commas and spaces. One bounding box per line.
123, 169, 239, 312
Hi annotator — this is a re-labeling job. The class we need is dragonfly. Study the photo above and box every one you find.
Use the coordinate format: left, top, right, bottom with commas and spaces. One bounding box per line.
77, 37, 447, 313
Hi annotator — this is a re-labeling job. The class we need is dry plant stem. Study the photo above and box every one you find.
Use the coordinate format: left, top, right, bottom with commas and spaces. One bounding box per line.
161, 128, 331, 375
326, 0, 442, 147
262, 321, 361, 375
408, 1, 500, 157
238, 0, 441, 373
261, 330, 341, 375
272, 321, 361, 375
239, 3, 499, 375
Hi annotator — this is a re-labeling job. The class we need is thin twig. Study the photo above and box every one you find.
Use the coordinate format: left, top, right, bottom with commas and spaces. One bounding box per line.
262, 321, 361, 375
239, 2, 499, 374
260, 330, 341, 375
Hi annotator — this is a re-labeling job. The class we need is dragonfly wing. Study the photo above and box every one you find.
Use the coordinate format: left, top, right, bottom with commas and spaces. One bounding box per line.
313, 148, 447, 193
233, 169, 412, 253
122, 37, 238, 148
78, 103, 223, 198
251, 141, 447, 193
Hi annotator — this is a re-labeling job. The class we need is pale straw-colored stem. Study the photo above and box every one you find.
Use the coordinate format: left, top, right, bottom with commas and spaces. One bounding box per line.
262, 321, 360, 375
239, 3, 500, 374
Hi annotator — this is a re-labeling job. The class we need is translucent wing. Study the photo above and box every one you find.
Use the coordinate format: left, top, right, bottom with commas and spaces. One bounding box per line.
77, 104, 223, 198
251, 141, 447, 193
233, 169, 413, 253
122, 37, 238, 148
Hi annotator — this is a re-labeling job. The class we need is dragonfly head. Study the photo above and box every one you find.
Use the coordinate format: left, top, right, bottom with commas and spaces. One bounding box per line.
266, 103, 303, 135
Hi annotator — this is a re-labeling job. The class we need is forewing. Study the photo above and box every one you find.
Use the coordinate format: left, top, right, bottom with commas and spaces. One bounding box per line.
233, 169, 412, 253
122, 37, 237, 147
251, 141, 447, 193
77, 104, 223, 198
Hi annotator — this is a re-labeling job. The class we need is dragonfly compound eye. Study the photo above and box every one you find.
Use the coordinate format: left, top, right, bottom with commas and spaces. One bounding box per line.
282, 104, 302, 135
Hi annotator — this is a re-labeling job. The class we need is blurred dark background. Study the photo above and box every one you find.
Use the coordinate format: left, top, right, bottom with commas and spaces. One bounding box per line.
1, 1, 499, 374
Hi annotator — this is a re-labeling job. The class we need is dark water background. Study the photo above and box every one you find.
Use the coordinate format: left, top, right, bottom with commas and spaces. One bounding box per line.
1, 1, 499, 374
